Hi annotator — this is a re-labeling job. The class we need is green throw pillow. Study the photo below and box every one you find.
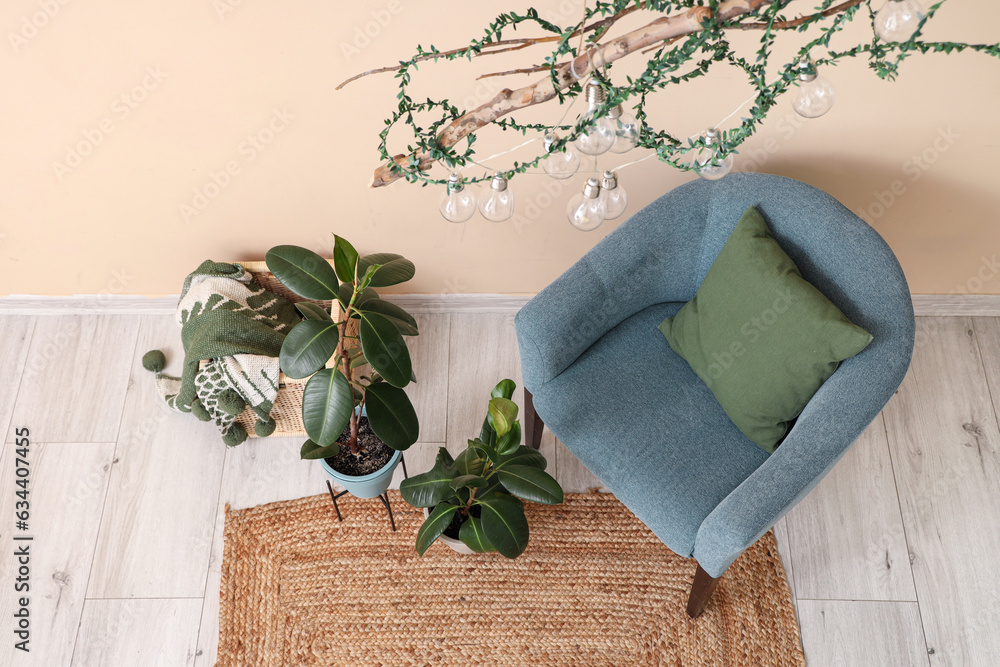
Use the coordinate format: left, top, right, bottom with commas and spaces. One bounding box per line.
659, 206, 873, 453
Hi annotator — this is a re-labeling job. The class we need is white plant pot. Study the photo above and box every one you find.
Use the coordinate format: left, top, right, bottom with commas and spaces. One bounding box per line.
423, 508, 475, 555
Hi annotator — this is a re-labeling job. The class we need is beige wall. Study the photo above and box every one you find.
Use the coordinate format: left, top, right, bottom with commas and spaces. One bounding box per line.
2, 0, 998, 297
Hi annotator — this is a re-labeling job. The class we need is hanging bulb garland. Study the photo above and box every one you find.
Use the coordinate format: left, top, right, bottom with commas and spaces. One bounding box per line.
600, 170, 628, 220
574, 80, 617, 156
791, 56, 836, 119
875, 0, 924, 43
690, 128, 734, 181
439, 173, 477, 223
542, 132, 582, 180
608, 105, 641, 154
567, 177, 607, 231
479, 172, 515, 223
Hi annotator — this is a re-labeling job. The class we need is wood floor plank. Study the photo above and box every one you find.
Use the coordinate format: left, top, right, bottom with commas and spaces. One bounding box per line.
784, 414, 916, 601
883, 317, 1000, 665
403, 313, 450, 443
972, 316, 1000, 427
0, 316, 34, 443
0, 442, 115, 667
87, 315, 226, 598
797, 600, 929, 667
72, 599, 202, 667
9, 315, 139, 443
446, 313, 523, 454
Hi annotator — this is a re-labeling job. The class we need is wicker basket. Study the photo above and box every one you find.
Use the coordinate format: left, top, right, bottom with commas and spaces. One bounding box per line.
208, 260, 357, 439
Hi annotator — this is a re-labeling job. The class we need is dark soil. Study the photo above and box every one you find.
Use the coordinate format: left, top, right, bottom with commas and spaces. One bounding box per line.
324, 417, 393, 477
442, 504, 480, 539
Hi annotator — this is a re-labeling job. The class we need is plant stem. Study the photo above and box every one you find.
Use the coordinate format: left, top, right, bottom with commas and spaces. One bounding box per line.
338, 290, 362, 455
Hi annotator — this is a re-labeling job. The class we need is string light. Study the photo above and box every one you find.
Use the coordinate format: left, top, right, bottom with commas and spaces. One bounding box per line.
439, 173, 476, 223
567, 177, 607, 231
791, 55, 836, 119
542, 132, 582, 179
608, 104, 641, 154
875, 0, 924, 43
479, 172, 515, 223
690, 128, 734, 181
438, 71, 782, 226
600, 170, 628, 220
574, 80, 617, 156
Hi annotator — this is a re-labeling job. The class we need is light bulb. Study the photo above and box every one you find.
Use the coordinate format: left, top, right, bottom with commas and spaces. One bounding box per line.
875, 0, 923, 42
791, 56, 835, 119
439, 173, 476, 223
479, 172, 515, 223
609, 105, 641, 154
574, 80, 616, 156
542, 132, 581, 180
690, 128, 734, 181
600, 170, 628, 220
567, 177, 606, 231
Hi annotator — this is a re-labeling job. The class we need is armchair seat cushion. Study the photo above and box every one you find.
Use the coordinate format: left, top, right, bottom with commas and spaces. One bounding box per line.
531, 301, 771, 559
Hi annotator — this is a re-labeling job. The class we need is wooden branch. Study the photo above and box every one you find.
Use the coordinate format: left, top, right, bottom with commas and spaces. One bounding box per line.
370, 0, 776, 188
733, 0, 866, 30
337, 5, 646, 91
477, 65, 551, 80
336, 38, 542, 90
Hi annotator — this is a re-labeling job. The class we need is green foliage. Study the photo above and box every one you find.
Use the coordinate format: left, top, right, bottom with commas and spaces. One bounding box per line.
300, 438, 341, 460
267, 238, 421, 460
400, 379, 563, 559
302, 368, 354, 447
279, 320, 339, 379
265, 246, 340, 301
373, 0, 998, 184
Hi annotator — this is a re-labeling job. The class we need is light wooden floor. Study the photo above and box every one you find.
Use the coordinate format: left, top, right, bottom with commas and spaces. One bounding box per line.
2, 313, 999, 666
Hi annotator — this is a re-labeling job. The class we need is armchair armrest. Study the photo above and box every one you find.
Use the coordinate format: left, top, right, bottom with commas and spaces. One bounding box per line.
692, 323, 914, 577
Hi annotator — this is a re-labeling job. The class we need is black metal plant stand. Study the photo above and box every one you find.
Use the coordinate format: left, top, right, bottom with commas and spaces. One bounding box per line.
325, 454, 408, 532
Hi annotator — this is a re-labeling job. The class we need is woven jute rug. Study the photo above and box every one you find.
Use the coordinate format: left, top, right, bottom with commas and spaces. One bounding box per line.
216, 492, 805, 667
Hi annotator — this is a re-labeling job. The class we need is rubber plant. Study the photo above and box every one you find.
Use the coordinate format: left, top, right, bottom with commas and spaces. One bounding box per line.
265, 236, 419, 460
401, 379, 563, 558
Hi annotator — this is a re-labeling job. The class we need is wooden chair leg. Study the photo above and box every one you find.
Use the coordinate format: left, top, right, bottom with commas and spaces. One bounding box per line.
524, 388, 544, 450
687, 563, 722, 618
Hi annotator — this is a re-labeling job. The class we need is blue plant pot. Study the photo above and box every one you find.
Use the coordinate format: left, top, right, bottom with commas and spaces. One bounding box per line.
319, 407, 401, 499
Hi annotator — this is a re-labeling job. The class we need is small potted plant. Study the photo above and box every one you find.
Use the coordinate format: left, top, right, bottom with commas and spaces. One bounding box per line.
401, 379, 563, 558
266, 236, 419, 498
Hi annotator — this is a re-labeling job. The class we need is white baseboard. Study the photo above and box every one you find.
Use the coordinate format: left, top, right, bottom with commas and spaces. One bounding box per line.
0, 293, 533, 315
1, 293, 998, 316
910, 295, 1000, 316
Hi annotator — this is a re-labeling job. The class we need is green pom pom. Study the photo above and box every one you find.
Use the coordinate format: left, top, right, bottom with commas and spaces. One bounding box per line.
191, 399, 212, 422
217, 389, 246, 416
222, 423, 247, 447
255, 417, 276, 438
142, 350, 166, 373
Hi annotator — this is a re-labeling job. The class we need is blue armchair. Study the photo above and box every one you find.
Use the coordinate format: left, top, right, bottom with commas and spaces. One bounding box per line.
515, 173, 915, 617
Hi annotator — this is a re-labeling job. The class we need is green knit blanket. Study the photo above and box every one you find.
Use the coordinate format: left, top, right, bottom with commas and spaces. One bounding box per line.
151, 260, 301, 445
